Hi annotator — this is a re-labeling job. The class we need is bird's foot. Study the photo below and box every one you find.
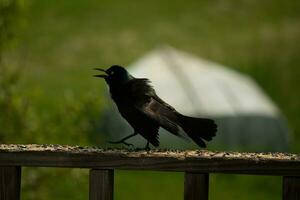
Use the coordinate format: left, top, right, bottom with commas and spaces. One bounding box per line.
145, 142, 150, 151
144, 146, 150, 151
135, 142, 151, 151
108, 140, 134, 147
134, 146, 151, 151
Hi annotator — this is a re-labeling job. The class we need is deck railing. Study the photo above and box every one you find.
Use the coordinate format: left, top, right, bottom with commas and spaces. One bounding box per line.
0, 144, 299, 200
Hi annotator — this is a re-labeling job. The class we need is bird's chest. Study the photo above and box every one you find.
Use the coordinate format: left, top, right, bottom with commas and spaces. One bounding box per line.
109, 86, 148, 121
110, 88, 133, 106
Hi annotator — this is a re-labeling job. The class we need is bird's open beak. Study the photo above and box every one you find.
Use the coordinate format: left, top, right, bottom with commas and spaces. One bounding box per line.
93, 68, 108, 78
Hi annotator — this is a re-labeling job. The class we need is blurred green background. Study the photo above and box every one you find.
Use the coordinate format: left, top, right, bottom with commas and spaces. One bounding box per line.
1, 0, 299, 199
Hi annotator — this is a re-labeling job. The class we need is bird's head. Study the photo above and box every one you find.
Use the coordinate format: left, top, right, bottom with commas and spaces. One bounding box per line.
94, 65, 133, 87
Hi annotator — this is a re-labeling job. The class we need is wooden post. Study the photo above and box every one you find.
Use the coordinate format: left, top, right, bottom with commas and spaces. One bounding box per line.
0, 166, 21, 200
184, 172, 209, 200
283, 176, 300, 200
89, 169, 114, 200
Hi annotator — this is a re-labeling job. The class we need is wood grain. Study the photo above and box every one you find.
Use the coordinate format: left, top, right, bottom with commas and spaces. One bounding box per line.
0, 166, 21, 200
283, 176, 300, 200
184, 172, 209, 200
89, 169, 114, 200
0, 144, 299, 175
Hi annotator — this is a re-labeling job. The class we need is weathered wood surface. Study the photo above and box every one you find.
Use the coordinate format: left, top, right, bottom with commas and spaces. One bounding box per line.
89, 169, 114, 200
184, 173, 209, 200
283, 176, 300, 200
0, 166, 21, 200
0, 144, 299, 175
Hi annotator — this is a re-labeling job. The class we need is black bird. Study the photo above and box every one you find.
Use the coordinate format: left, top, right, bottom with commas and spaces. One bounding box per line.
94, 65, 217, 150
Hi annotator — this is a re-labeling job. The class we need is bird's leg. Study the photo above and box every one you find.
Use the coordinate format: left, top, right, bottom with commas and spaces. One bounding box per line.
108, 132, 137, 147
134, 141, 151, 151
145, 141, 150, 151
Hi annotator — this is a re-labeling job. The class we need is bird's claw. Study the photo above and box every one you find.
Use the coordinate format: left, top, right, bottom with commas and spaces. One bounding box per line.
123, 142, 134, 147
134, 146, 151, 151
134, 148, 150, 151
108, 140, 134, 147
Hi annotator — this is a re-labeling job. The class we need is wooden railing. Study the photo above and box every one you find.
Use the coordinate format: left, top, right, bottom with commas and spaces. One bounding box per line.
0, 144, 299, 200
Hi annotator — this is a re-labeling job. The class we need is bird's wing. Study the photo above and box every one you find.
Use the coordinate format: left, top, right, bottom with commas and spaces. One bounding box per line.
152, 94, 177, 112
138, 96, 190, 141
116, 101, 160, 147
117, 79, 161, 146
127, 79, 189, 140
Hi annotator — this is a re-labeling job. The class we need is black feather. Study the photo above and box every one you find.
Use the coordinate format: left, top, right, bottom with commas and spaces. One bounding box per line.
176, 114, 217, 147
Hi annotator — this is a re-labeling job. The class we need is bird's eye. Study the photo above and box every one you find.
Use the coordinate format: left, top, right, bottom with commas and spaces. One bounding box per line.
110, 71, 114, 75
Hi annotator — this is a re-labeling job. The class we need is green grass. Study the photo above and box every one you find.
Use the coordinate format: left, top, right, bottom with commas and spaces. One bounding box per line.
115, 171, 184, 200
210, 174, 281, 200
3, 0, 300, 199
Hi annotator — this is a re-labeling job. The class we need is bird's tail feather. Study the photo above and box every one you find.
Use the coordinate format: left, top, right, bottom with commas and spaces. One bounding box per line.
177, 114, 217, 148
